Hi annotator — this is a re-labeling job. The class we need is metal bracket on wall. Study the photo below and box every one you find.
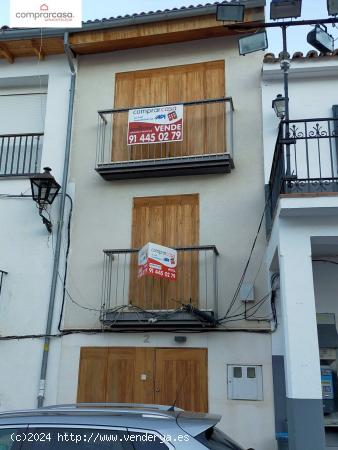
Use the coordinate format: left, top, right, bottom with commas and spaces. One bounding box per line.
333, 105, 338, 171
0, 270, 8, 297
279, 138, 296, 145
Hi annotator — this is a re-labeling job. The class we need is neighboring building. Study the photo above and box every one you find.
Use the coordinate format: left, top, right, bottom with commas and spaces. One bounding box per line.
262, 52, 338, 450
0, 51, 73, 409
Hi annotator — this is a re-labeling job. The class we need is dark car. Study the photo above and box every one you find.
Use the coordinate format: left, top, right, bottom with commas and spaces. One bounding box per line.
0, 403, 254, 450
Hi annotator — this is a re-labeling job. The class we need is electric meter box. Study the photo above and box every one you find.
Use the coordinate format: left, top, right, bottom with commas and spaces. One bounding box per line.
227, 365, 263, 401
240, 283, 255, 302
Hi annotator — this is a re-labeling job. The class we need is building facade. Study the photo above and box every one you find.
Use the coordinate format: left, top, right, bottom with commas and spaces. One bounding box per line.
57, 2, 275, 450
262, 52, 338, 450
0, 2, 279, 450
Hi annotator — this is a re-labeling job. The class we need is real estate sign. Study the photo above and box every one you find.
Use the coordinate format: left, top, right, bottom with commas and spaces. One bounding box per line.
138, 242, 177, 281
10, 0, 82, 28
127, 104, 183, 145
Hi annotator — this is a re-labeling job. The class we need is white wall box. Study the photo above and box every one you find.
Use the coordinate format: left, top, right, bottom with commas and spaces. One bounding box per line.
227, 364, 263, 400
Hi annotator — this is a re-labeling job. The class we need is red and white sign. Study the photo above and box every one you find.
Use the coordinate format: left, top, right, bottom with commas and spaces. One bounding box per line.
128, 104, 183, 145
138, 242, 177, 281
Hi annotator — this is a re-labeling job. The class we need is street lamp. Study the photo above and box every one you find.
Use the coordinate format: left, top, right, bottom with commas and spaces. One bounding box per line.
238, 31, 268, 55
216, 4, 245, 22
307, 25, 334, 53
216, 3, 338, 174
30, 167, 61, 233
272, 94, 286, 119
270, 0, 302, 20
328, 0, 338, 16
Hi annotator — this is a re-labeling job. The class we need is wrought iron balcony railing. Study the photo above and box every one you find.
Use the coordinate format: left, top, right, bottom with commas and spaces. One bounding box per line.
0, 133, 43, 177
95, 97, 234, 180
267, 118, 338, 222
100, 245, 219, 328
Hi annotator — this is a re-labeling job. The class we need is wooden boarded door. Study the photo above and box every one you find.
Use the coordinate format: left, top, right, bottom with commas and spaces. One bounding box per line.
106, 347, 155, 404
154, 348, 208, 412
77, 347, 155, 405
112, 61, 225, 162
77, 347, 108, 403
129, 194, 199, 309
77, 347, 208, 413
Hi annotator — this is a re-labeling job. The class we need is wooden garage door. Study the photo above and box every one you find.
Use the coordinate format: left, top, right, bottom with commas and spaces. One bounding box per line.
112, 60, 225, 161
77, 347, 208, 412
129, 194, 199, 309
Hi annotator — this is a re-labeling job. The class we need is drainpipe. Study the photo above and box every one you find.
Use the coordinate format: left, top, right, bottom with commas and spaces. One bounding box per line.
37, 32, 76, 408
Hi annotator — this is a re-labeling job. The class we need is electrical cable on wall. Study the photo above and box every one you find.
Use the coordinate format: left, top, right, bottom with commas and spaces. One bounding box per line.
51, 190, 275, 330
0, 190, 280, 336
54, 185, 275, 327
218, 194, 271, 323
313, 259, 338, 265
51, 178, 276, 328
219, 292, 273, 324
243, 270, 279, 322
270, 273, 280, 332
58, 193, 73, 331
0, 190, 276, 337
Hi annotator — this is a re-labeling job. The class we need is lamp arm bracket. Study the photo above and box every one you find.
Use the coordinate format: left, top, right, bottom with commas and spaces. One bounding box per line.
38, 205, 52, 233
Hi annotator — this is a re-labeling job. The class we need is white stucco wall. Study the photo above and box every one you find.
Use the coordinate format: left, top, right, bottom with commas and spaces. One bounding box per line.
56, 331, 275, 450
0, 55, 72, 410
266, 202, 338, 398
64, 36, 269, 329
54, 35, 276, 449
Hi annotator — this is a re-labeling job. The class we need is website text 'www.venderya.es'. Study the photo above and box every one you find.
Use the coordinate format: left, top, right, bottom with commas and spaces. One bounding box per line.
11, 431, 190, 444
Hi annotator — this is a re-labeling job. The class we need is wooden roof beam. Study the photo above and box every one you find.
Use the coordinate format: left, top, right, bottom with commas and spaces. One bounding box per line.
31, 40, 45, 60
68, 9, 264, 55
0, 44, 14, 63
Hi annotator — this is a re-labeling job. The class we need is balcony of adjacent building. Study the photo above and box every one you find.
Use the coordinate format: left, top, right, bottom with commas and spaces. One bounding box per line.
99, 245, 219, 329
0, 133, 43, 177
266, 116, 338, 232
0, 82, 47, 178
95, 97, 234, 180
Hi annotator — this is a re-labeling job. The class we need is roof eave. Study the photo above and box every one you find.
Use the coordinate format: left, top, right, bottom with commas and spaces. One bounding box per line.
0, 0, 265, 41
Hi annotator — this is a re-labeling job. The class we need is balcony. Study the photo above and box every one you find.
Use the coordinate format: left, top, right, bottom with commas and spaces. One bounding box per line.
267, 118, 338, 222
100, 245, 219, 329
0, 133, 43, 177
95, 97, 234, 180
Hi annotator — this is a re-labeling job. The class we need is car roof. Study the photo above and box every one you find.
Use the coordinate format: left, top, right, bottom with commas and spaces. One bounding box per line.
0, 404, 221, 437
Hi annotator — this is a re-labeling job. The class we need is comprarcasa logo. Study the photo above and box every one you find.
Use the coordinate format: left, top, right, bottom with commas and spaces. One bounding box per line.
10, 0, 82, 28
15, 4, 74, 23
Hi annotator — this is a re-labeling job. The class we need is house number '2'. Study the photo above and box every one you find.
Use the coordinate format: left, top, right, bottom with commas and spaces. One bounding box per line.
144, 335, 150, 344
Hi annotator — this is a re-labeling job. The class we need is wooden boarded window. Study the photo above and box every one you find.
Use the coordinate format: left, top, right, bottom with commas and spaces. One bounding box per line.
129, 194, 199, 310
112, 60, 225, 161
